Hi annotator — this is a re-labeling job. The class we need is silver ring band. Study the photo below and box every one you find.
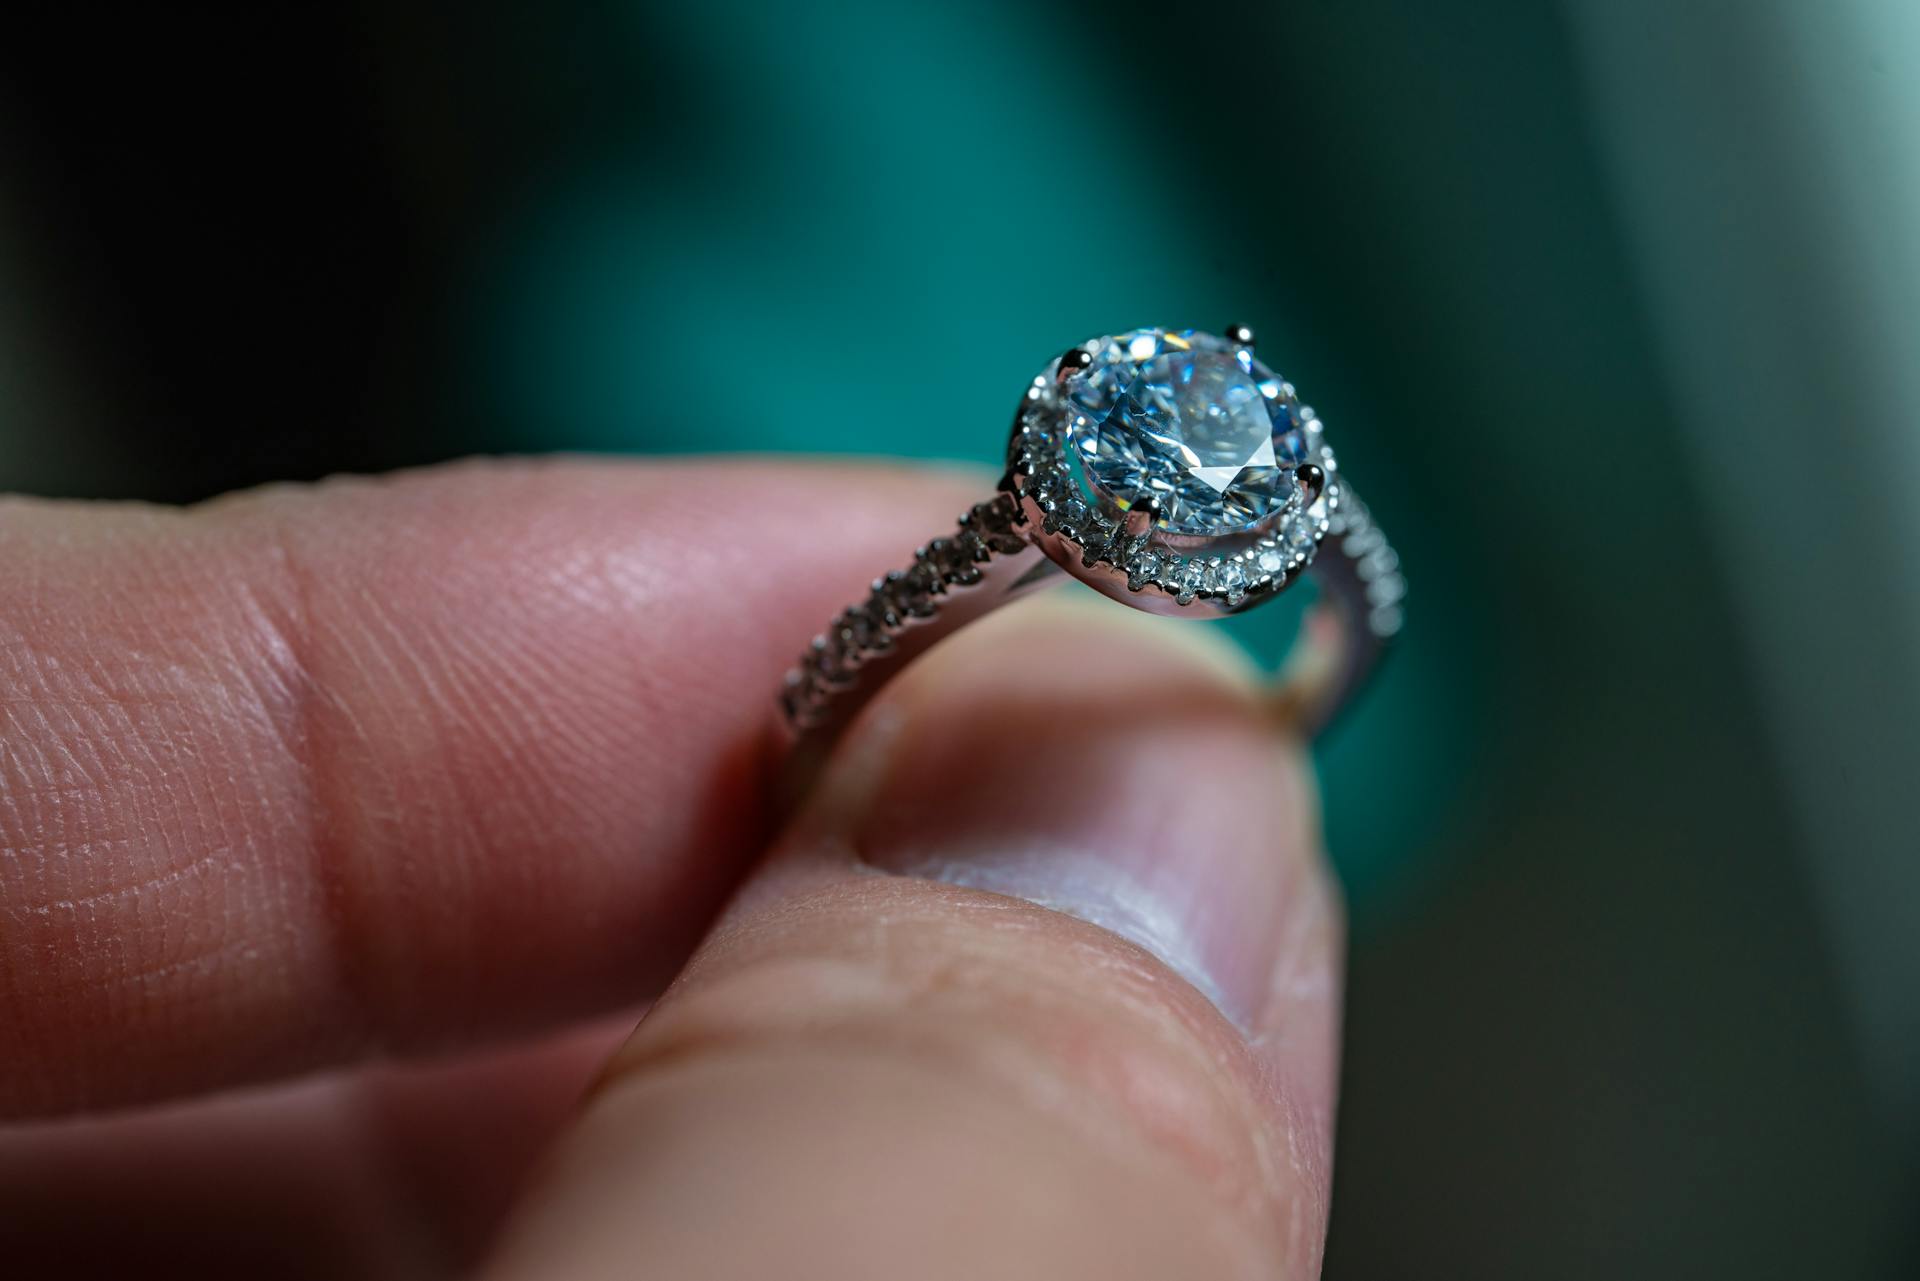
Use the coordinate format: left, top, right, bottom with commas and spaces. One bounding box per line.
779, 483, 1400, 751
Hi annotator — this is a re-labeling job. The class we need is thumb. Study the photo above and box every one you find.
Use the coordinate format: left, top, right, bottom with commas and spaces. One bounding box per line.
484, 595, 1343, 1280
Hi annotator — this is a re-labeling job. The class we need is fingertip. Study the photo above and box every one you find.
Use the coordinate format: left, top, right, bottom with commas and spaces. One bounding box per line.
485, 591, 1341, 1278
0, 456, 984, 1115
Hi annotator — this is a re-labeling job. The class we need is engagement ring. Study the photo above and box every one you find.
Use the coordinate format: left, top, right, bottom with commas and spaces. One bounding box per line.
779, 325, 1404, 767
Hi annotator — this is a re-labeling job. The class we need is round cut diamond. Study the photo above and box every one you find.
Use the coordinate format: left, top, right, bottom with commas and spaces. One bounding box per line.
1062, 328, 1307, 534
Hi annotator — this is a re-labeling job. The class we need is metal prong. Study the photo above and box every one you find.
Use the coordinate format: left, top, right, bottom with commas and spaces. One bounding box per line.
1224, 322, 1256, 348
1297, 463, 1326, 507
1123, 497, 1162, 538
1055, 346, 1094, 383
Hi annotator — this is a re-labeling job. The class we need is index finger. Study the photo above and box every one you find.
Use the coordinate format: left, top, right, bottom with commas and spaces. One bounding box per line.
0, 456, 977, 1118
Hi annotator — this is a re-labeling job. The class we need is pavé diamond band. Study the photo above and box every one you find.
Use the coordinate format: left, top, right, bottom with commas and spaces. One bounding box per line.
778, 325, 1404, 775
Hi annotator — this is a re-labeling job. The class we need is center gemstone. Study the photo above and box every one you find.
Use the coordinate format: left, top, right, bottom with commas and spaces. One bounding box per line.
1062, 328, 1307, 534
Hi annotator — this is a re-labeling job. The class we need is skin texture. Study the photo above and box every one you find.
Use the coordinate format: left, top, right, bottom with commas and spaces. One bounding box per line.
0, 459, 1341, 1279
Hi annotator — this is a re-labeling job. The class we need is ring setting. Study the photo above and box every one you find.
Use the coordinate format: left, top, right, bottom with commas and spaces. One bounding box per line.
779, 324, 1404, 764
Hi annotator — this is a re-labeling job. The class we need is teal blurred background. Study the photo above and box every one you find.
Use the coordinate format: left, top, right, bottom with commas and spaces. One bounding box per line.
2, 2, 1915, 1275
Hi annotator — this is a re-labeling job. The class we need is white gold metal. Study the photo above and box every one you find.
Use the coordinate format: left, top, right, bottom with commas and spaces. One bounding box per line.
777, 326, 1404, 786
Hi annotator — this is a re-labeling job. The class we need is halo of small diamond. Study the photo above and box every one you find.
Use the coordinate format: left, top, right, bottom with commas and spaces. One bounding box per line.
1005, 329, 1342, 610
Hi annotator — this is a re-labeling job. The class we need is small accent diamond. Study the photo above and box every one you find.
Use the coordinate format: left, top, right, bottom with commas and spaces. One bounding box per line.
1172, 558, 1206, 602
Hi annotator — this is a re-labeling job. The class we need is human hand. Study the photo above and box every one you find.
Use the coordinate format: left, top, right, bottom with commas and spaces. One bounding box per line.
0, 459, 1341, 1279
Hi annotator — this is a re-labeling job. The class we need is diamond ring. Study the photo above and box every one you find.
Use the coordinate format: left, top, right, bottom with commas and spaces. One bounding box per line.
779, 324, 1404, 771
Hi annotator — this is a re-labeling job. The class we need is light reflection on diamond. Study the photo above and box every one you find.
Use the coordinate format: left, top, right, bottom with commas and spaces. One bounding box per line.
1063, 328, 1307, 535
